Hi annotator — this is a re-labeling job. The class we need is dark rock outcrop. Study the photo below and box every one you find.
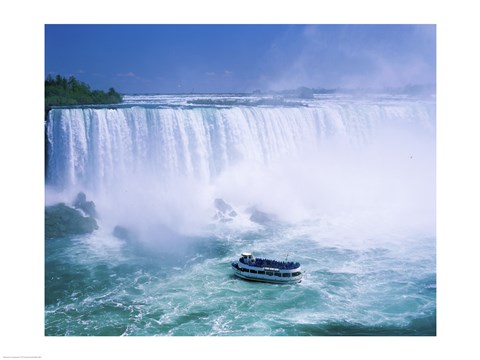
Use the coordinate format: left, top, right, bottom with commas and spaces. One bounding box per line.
73, 192, 97, 218
45, 203, 98, 239
113, 225, 133, 241
213, 198, 237, 222
249, 209, 275, 225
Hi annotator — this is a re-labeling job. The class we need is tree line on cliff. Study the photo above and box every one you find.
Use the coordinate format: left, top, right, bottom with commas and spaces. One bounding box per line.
45, 74, 122, 106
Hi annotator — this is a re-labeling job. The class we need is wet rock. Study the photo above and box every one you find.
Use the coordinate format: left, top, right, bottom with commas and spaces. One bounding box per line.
113, 225, 133, 241
213, 198, 237, 222
73, 192, 97, 218
45, 203, 98, 239
249, 209, 275, 225
214, 198, 235, 214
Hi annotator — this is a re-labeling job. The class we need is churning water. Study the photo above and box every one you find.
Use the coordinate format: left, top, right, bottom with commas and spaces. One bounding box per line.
45, 93, 436, 335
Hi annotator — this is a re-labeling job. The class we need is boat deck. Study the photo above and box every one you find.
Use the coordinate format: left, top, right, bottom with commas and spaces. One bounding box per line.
239, 257, 300, 270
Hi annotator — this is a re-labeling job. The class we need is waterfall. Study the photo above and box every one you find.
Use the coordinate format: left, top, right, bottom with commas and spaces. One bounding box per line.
46, 101, 435, 190
45, 97, 435, 234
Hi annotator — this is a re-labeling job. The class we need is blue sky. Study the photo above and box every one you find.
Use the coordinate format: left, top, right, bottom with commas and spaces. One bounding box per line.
45, 24, 435, 94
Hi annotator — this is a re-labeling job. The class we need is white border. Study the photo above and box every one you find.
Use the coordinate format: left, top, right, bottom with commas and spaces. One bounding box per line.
2, 1, 479, 359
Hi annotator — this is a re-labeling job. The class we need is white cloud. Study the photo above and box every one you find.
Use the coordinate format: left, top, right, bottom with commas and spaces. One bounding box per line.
265, 25, 435, 91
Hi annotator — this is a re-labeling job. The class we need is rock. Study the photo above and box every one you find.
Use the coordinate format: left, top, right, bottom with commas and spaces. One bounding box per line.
73, 192, 97, 218
214, 198, 235, 214
213, 198, 237, 222
73, 192, 87, 205
113, 225, 133, 241
45, 203, 98, 239
249, 209, 274, 225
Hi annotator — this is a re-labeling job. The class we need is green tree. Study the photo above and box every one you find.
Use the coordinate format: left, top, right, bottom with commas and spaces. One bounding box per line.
45, 75, 123, 107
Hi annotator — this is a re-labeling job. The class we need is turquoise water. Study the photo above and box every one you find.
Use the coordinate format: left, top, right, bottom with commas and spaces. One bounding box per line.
45, 94, 436, 336
45, 222, 436, 336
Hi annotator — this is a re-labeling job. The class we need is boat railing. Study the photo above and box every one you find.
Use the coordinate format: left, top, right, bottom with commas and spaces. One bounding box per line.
239, 257, 300, 270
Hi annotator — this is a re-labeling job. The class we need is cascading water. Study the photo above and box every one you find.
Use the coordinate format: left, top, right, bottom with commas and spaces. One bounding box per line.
46, 101, 434, 189
45, 94, 436, 336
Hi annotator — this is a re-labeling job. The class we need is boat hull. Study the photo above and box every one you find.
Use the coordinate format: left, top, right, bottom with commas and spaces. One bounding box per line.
231, 262, 302, 284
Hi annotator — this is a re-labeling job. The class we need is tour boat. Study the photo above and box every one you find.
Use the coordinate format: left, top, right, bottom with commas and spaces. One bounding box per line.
231, 252, 302, 284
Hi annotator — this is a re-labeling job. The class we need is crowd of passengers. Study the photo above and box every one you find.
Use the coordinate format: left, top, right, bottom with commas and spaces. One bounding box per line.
240, 257, 300, 270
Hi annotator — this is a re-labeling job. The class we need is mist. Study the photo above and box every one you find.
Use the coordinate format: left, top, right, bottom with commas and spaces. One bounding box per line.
263, 25, 436, 92
45, 97, 435, 250
213, 117, 435, 237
